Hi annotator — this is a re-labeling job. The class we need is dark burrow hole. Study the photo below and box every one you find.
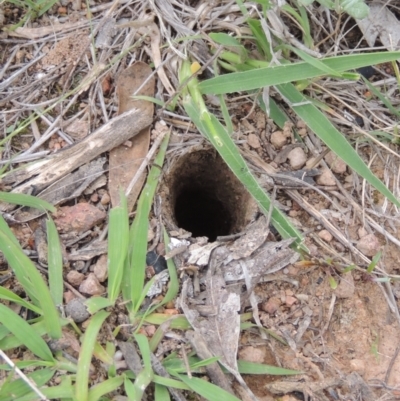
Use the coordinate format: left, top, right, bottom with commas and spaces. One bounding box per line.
175, 189, 232, 241
163, 149, 255, 241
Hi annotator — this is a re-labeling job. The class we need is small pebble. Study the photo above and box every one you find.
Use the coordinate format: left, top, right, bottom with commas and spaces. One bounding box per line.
261, 297, 281, 314
238, 346, 266, 364
65, 298, 90, 323
358, 227, 368, 238
66, 270, 84, 286
100, 192, 110, 205
356, 233, 381, 256
270, 131, 287, 149
93, 254, 108, 282
146, 250, 167, 273
247, 133, 261, 149
79, 273, 105, 295
287, 147, 306, 170
325, 151, 347, 174
285, 295, 297, 307
297, 128, 307, 137
318, 229, 333, 242
316, 168, 336, 186
90, 193, 99, 203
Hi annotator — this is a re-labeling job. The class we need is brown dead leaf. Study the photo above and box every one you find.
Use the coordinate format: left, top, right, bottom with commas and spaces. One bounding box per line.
109, 62, 155, 210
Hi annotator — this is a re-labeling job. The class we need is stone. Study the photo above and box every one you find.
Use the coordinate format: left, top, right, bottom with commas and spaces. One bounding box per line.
358, 227, 368, 238
285, 295, 298, 307
316, 168, 336, 186
287, 147, 306, 170
66, 270, 84, 286
318, 229, 333, 242
261, 297, 281, 314
100, 192, 110, 205
247, 133, 261, 149
79, 273, 105, 295
63, 291, 75, 304
356, 233, 381, 256
65, 298, 90, 323
238, 346, 266, 364
325, 151, 347, 174
55, 203, 106, 234
93, 254, 108, 282
270, 131, 287, 149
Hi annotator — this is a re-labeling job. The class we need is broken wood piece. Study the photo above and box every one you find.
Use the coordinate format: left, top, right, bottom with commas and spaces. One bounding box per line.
1, 108, 153, 212
109, 61, 155, 211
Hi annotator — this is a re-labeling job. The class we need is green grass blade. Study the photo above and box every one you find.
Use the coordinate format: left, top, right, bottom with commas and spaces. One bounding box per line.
155, 383, 171, 401
0, 368, 55, 401
0, 191, 56, 212
285, 45, 343, 77
75, 311, 110, 401
0, 216, 37, 302
199, 51, 400, 94
0, 287, 42, 315
275, 82, 400, 208
85, 296, 113, 314
125, 132, 170, 309
143, 314, 191, 330
362, 77, 400, 118
152, 375, 190, 390
0, 222, 62, 339
87, 376, 124, 401
131, 334, 154, 399
15, 380, 74, 401
237, 360, 302, 375
46, 217, 63, 307
0, 305, 54, 362
108, 190, 129, 304
176, 373, 241, 401
0, 318, 69, 351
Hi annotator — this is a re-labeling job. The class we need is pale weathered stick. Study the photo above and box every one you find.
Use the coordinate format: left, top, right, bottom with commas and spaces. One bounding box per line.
2, 108, 152, 200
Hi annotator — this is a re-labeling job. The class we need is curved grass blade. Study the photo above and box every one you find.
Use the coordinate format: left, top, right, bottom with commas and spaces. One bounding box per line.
155, 383, 170, 401
0, 287, 42, 315
0, 304, 54, 362
176, 373, 241, 401
126, 334, 154, 400
75, 311, 110, 401
0, 368, 55, 401
46, 217, 63, 307
87, 376, 124, 401
0, 191, 56, 212
275, 82, 400, 208
199, 51, 400, 94
0, 224, 62, 339
179, 59, 304, 248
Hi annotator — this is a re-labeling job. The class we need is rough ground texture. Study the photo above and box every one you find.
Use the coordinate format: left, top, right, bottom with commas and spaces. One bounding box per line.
1, 0, 400, 400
